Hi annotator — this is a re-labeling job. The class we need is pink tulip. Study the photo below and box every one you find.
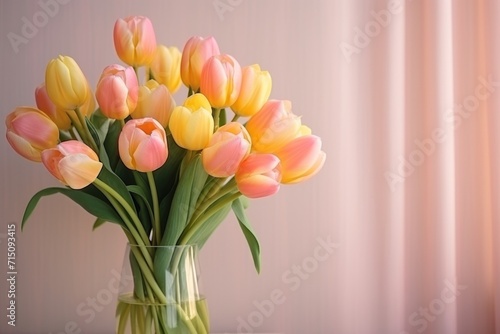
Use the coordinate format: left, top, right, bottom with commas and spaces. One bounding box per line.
201, 122, 251, 177
35, 83, 72, 130
119, 118, 168, 172
96, 64, 139, 120
200, 54, 242, 109
275, 135, 326, 184
245, 100, 302, 153
42, 140, 103, 189
5, 107, 59, 162
235, 153, 281, 198
131, 80, 175, 128
181, 36, 220, 91
113, 16, 157, 67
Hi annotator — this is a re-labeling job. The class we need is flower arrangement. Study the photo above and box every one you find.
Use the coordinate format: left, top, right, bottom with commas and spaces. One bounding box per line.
5, 15, 326, 333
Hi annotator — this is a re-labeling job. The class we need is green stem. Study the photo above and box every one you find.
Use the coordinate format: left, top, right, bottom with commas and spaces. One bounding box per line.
94, 183, 153, 270
93, 178, 150, 246
189, 178, 236, 227
147, 172, 161, 246
75, 107, 98, 152
231, 114, 240, 122
68, 128, 78, 140
213, 108, 221, 131
180, 191, 241, 245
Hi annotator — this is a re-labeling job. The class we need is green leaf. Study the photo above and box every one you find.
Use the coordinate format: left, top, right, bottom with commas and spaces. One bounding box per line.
21, 187, 125, 230
127, 185, 153, 233
185, 203, 232, 248
92, 217, 107, 231
85, 117, 101, 149
154, 155, 208, 294
219, 108, 226, 127
90, 108, 111, 144
103, 120, 122, 170
232, 197, 261, 273
153, 136, 186, 201
160, 155, 208, 246
98, 166, 137, 215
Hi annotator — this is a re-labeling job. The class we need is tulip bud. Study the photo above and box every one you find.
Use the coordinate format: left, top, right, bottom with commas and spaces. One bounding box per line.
200, 54, 242, 109
235, 154, 281, 198
5, 107, 59, 162
113, 16, 157, 67
118, 118, 168, 172
275, 135, 326, 184
231, 65, 272, 117
45, 55, 89, 110
169, 93, 214, 150
150, 45, 182, 93
35, 83, 72, 130
42, 140, 103, 189
181, 36, 220, 91
131, 80, 175, 128
201, 122, 251, 177
245, 100, 302, 153
96, 64, 139, 120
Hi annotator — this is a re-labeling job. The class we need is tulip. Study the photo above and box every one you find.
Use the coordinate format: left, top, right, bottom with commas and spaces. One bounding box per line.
5, 107, 59, 162
113, 16, 157, 67
275, 135, 326, 184
96, 64, 139, 120
200, 54, 242, 109
235, 153, 281, 198
169, 93, 214, 150
119, 118, 168, 172
41, 140, 103, 189
181, 36, 220, 91
245, 100, 302, 153
35, 83, 72, 130
201, 122, 251, 177
150, 45, 182, 93
36, 83, 96, 131
231, 64, 272, 117
131, 80, 175, 128
45, 55, 89, 110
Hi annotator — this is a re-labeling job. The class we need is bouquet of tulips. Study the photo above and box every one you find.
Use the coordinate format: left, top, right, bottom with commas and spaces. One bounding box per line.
5, 15, 325, 333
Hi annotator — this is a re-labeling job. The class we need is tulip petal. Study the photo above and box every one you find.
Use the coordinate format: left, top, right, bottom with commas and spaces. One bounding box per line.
6, 132, 42, 162
58, 154, 103, 189
238, 174, 280, 198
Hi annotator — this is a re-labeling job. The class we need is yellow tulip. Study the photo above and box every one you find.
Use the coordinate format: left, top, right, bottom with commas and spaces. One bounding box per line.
45, 55, 89, 110
150, 45, 182, 93
231, 64, 272, 117
169, 93, 214, 150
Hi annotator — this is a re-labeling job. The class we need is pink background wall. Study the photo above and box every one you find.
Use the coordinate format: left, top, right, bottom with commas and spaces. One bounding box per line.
0, 1, 336, 333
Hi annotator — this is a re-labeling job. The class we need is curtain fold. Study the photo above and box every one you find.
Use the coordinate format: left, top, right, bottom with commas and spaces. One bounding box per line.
335, 0, 500, 333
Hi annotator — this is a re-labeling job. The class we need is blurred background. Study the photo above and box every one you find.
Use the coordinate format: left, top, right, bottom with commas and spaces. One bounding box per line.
1, 1, 500, 333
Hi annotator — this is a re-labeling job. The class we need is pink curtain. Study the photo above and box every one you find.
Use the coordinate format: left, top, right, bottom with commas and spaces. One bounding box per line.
332, 0, 500, 333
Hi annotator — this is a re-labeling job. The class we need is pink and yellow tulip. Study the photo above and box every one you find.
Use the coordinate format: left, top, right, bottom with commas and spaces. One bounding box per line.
5, 107, 59, 162
45, 55, 89, 110
113, 16, 157, 67
150, 45, 182, 93
275, 135, 326, 184
131, 80, 175, 128
96, 64, 139, 120
119, 118, 168, 172
235, 153, 281, 198
35, 84, 72, 130
231, 64, 272, 117
202, 122, 251, 177
200, 54, 242, 109
169, 93, 214, 150
181, 36, 220, 91
41, 140, 103, 189
245, 100, 302, 153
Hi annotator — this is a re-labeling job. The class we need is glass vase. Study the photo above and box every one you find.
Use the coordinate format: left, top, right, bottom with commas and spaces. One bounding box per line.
116, 244, 209, 334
